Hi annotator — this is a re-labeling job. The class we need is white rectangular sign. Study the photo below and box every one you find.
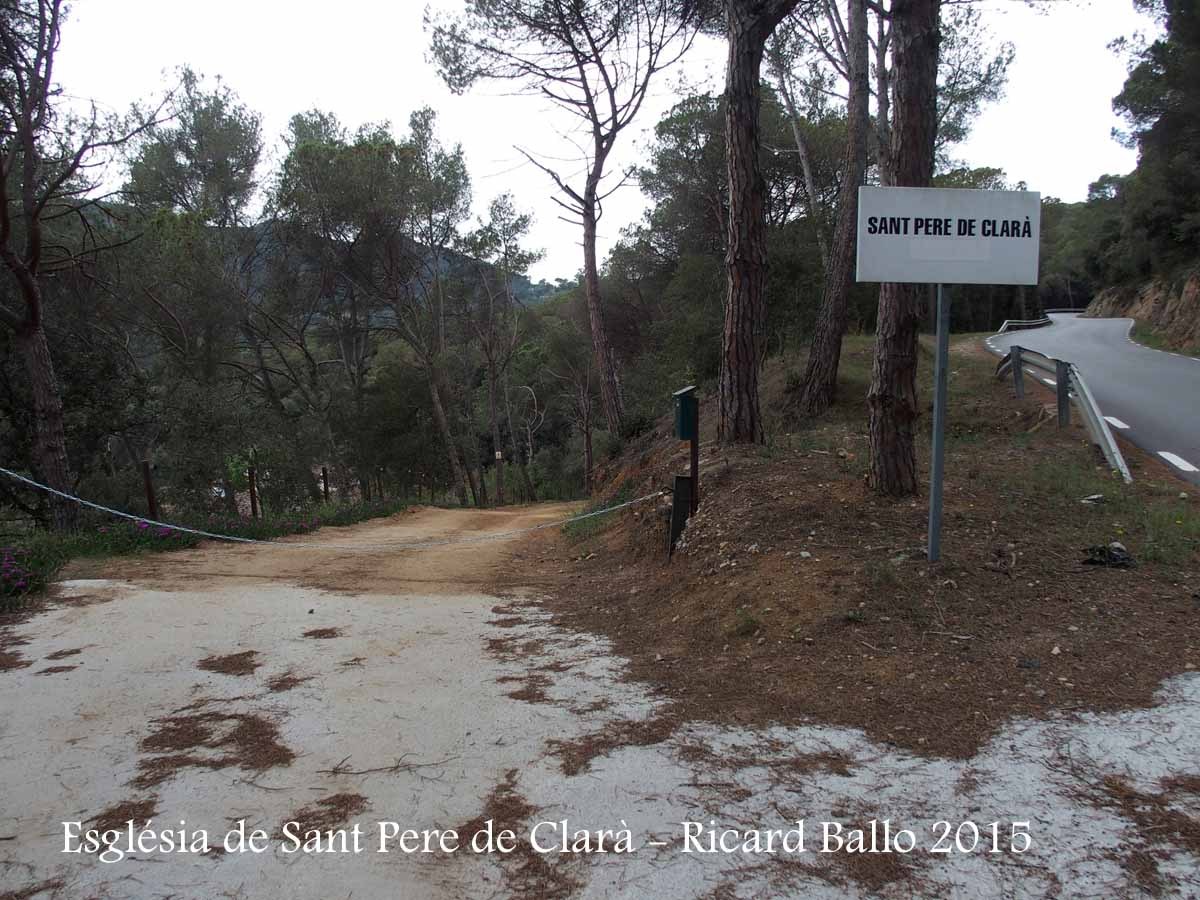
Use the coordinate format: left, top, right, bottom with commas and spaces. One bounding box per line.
856, 186, 1041, 285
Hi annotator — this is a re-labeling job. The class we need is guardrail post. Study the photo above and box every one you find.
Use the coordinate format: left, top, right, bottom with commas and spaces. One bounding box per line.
1055, 361, 1070, 427
1011, 347, 1024, 398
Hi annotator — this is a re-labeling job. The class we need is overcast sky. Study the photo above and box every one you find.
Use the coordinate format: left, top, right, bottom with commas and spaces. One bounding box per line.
53, 0, 1153, 283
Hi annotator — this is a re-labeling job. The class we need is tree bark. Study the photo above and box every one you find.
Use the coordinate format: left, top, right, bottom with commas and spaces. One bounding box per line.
582, 198, 625, 437
502, 370, 535, 502
874, 8, 894, 185
15, 322, 77, 530
487, 367, 505, 505
428, 371, 468, 506
719, 0, 801, 444
867, 0, 940, 497
582, 391, 594, 495
773, 67, 830, 269
794, 0, 869, 418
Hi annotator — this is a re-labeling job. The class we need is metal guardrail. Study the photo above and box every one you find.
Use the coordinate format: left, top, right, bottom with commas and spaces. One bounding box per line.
995, 345, 1132, 483
997, 317, 1051, 333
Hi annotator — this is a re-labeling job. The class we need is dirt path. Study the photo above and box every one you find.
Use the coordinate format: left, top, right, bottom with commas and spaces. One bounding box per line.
2, 504, 1200, 899
74, 503, 578, 595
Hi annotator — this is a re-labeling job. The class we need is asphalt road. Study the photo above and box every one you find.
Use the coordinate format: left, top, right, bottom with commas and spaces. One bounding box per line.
986, 313, 1200, 487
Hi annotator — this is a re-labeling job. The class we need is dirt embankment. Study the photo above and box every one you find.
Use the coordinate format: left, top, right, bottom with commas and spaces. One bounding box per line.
1085, 271, 1200, 350
504, 337, 1200, 760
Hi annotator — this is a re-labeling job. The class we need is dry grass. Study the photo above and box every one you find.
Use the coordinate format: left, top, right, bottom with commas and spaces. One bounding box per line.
500, 337, 1200, 761
302, 627, 342, 639
0, 878, 66, 900
33, 665, 77, 675
504, 672, 552, 703
44, 647, 82, 660
266, 669, 312, 692
133, 711, 294, 788
88, 798, 159, 834
197, 650, 261, 677
0, 622, 30, 672
275, 793, 368, 839
453, 769, 580, 900
548, 712, 680, 776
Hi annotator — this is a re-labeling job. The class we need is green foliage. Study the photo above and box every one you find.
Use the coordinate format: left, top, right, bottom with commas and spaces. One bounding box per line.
1022, 460, 1198, 566
561, 481, 636, 543
729, 609, 761, 638
1130, 319, 1200, 357
1042, 3, 1200, 298
127, 67, 262, 225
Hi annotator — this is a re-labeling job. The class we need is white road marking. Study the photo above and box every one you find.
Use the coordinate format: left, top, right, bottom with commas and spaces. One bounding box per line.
1104, 416, 1130, 430
1157, 452, 1199, 473
1022, 368, 1054, 387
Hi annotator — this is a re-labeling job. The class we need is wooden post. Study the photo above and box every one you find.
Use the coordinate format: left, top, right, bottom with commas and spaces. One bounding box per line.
141, 460, 158, 521
1011, 346, 1025, 398
248, 466, 259, 519
321, 466, 330, 502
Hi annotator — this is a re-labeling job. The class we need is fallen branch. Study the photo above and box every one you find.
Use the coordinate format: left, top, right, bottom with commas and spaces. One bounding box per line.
316, 753, 459, 777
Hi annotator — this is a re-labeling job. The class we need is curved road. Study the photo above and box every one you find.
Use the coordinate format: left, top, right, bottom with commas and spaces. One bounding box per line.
986, 313, 1200, 486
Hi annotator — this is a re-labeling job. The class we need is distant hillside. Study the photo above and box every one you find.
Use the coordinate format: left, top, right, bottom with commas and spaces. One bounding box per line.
513, 275, 576, 305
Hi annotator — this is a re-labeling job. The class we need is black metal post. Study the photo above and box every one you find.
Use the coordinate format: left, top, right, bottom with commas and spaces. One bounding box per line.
689, 409, 699, 515
1055, 361, 1070, 427
927, 285, 950, 563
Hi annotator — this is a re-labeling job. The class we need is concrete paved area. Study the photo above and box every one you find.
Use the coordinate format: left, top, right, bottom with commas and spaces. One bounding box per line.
2, 506, 1199, 898
987, 313, 1200, 485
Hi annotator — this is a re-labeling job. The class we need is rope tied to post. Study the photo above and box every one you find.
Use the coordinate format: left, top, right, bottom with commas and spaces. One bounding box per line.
0, 465, 667, 555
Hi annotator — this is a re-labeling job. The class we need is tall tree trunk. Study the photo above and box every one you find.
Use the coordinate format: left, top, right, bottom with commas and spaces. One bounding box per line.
15, 323, 76, 530
874, 8, 894, 185
773, 67, 830, 269
222, 476, 238, 515
795, 0, 869, 418
719, 0, 800, 444
867, 0, 940, 497
502, 370, 535, 502
463, 402, 487, 508
582, 395, 594, 495
487, 367, 505, 505
582, 198, 625, 437
428, 371, 468, 506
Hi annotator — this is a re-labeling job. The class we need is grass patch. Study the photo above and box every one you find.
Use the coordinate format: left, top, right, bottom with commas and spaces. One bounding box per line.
0, 497, 409, 609
1019, 459, 1199, 565
1130, 319, 1200, 359
562, 482, 635, 543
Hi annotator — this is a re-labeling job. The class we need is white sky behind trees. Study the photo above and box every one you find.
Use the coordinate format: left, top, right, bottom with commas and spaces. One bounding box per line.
54, 0, 1152, 282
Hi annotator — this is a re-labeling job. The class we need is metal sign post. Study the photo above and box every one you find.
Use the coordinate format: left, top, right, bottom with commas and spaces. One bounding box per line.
927, 285, 950, 562
855, 186, 1042, 564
